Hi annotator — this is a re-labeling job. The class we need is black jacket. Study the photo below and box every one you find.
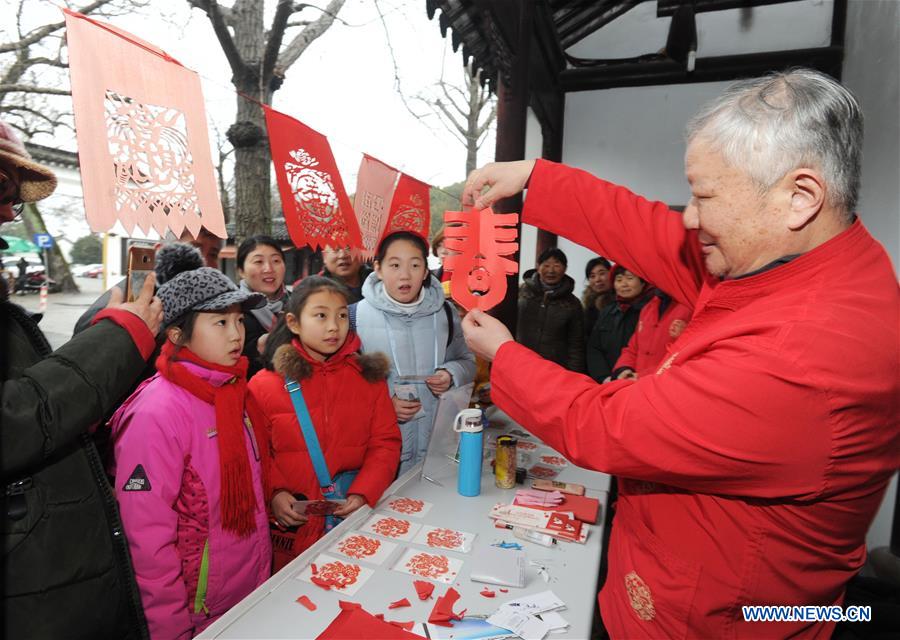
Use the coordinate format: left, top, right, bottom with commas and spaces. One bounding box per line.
516, 270, 585, 372
321, 264, 373, 304
586, 290, 654, 382
2, 283, 149, 640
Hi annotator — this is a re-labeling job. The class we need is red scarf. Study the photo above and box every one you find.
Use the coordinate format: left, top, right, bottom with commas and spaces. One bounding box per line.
156, 341, 269, 537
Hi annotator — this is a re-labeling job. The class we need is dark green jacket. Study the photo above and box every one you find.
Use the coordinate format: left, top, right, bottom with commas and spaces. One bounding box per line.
516, 271, 585, 372
586, 290, 653, 382
2, 287, 149, 640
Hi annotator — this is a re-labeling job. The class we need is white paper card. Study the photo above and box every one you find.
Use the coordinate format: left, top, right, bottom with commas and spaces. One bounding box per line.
328, 531, 398, 566
412, 524, 477, 553
502, 591, 566, 615
487, 609, 550, 640
360, 513, 422, 542
539, 611, 569, 631
392, 547, 463, 584
295, 553, 374, 595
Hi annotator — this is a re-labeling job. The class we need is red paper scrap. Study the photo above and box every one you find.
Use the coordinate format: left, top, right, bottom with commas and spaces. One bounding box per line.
312, 563, 318, 574
389, 598, 412, 609
428, 587, 465, 627
443, 207, 519, 312
296, 595, 317, 611
317, 602, 426, 639
392, 621, 415, 631
311, 576, 332, 590
499, 588, 509, 593
413, 580, 434, 600
339, 600, 362, 611
480, 588, 496, 598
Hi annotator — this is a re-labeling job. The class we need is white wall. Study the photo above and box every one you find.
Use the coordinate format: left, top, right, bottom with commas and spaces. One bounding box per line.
842, 0, 900, 552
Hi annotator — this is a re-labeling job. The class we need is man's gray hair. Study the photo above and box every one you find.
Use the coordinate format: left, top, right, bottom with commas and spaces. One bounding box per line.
686, 68, 864, 215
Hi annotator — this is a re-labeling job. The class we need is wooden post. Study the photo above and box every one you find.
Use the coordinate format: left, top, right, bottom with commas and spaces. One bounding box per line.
535, 89, 564, 263
491, 1, 534, 336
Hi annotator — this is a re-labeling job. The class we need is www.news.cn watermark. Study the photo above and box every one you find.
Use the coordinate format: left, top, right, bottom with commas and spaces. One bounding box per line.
742, 605, 872, 623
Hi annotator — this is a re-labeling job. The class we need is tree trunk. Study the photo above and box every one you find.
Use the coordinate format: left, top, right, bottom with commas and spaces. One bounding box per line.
228, 0, 271, 242
22, 202, 79, 293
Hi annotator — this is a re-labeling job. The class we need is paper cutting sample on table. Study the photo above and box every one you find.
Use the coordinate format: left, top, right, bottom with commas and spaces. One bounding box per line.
361, 514, 422, 542
443, 207, 519, 311
412, 525, 476, 553
296, 554, 374, 596
384, 496, 434, 518
329, 531, 398, 566
394, 548, 463, 584
527, 464, 561, 480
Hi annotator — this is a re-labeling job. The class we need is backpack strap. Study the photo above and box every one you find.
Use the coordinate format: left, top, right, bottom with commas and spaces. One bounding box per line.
284, 378, 334, 493
442, 300, 454, 348
348, 302, 358, 334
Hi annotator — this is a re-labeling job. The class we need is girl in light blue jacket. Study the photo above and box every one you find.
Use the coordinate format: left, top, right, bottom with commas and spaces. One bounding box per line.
353, 231, 476, 474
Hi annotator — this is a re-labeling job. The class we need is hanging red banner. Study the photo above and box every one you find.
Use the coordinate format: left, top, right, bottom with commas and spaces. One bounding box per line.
442, 207, 519, 312
264, 106, 362, 252
382, 173, 431, 242
65, 10, 225, 239
354, 154, 399, 257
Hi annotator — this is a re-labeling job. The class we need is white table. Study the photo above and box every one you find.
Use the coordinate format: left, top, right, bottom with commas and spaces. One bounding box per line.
198, 409, 610, 639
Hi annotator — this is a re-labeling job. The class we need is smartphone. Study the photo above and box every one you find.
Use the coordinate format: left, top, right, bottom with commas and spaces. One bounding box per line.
126, 246, 156, 302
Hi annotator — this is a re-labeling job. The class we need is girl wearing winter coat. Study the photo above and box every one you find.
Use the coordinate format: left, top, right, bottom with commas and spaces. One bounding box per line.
354, 231, 476, 474
109, 267, 273, 640
249, 276, 401, 570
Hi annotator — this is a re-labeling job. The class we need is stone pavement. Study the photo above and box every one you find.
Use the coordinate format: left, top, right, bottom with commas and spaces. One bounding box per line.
13, 277, 109, 350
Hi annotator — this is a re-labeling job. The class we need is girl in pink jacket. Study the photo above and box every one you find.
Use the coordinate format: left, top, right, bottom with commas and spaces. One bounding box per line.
109, 267, 273, 639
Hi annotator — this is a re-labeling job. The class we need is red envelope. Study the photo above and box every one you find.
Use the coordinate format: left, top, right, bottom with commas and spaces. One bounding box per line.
512, 493, 600, 524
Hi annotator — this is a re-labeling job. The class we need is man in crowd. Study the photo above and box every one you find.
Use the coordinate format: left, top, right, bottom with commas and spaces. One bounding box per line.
321, 244, 371, 302
461, 69, 899, 638
1, 119, 161, 639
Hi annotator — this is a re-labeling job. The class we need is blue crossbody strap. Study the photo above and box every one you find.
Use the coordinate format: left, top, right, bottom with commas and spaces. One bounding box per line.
284, 378, 334, 493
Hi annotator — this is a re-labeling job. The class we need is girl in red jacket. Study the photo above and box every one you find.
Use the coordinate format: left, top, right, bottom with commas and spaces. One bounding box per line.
249, 276, 401, 570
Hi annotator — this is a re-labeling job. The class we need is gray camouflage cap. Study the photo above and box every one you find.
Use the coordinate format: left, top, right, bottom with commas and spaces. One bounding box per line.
157, 267, 266, 328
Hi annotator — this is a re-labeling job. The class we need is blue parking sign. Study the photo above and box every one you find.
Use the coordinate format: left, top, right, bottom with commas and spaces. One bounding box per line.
33, 233, 54, 249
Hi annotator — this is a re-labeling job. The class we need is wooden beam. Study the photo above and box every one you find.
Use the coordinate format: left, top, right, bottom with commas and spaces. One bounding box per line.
656, 0, 802, 17
559, 46, 843, 92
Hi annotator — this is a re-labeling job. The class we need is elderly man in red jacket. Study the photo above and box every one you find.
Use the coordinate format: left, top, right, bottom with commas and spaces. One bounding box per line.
461, 69, 899, 639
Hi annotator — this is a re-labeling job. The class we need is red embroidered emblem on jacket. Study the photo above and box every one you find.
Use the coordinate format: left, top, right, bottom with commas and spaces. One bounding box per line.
625, 571, 656, 621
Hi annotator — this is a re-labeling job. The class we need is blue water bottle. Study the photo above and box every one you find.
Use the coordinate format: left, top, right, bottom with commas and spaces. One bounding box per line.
453, 408, 484, 497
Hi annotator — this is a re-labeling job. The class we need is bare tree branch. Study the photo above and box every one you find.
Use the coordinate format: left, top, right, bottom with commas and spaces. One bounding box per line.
262, 0, 294, 84
187, 0, 246, 77
0, 0, 115, 53
0, 84, 71, 96
276, 0, 346, 72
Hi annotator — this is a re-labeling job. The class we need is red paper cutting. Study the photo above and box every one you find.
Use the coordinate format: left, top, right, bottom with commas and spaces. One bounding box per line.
388, 497, 425, 515
372, 517, 412, 539
499, 588, 509, 593
317, 603, 426, 640
311, 576, 333, 590
383, 172, 431, 242
413, 580, 434, 600
337, 534, 382, 559
264, 106, 362, 252
65, 10, 225, 239
296, 595, 317, 611
405, 552, 450, 580
428, 588, 466, 627
425, 528, 464, 551
389, 598, 411, 609
480, 588, 496, 598
443, 207, 519, 311
354, 154, 399, 256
